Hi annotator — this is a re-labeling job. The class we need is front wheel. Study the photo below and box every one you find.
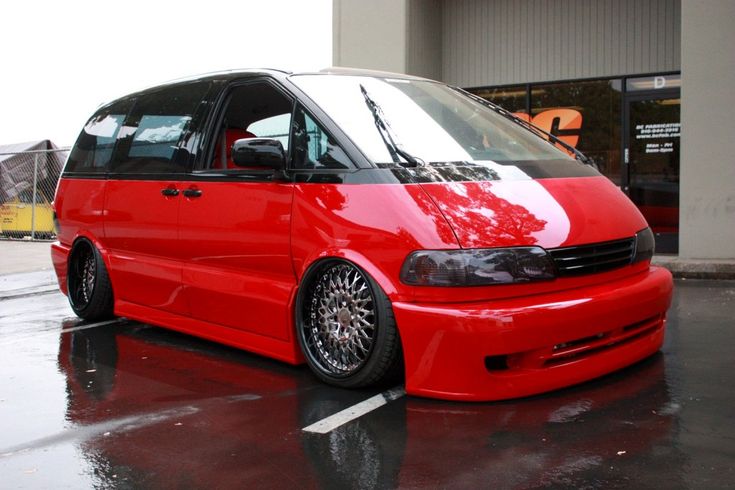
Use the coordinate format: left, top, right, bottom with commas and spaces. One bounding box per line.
296, 260, 403, 388
67, 239, 114, 321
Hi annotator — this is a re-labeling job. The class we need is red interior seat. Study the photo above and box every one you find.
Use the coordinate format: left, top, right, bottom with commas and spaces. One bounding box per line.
213, 128, 256, 168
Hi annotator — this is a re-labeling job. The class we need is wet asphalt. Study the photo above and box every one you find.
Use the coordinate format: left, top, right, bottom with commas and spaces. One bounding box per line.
0, 275, 733, 489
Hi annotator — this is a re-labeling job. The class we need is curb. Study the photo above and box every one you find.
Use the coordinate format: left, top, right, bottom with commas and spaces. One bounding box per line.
0, 285, 59, 301
652, 256, 735, 280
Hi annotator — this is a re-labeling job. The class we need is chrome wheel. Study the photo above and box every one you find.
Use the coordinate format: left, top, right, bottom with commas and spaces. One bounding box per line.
304, 263, 376, 376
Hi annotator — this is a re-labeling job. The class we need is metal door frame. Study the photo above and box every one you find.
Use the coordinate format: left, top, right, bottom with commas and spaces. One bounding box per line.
621, 88, 680, 194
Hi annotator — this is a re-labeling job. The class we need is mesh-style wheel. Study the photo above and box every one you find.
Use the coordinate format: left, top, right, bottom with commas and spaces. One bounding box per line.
67, 239, 114, 321
297, 260, 402, 388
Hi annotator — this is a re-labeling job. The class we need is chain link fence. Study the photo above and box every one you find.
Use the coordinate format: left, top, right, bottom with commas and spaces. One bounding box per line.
0, 148, 68, 241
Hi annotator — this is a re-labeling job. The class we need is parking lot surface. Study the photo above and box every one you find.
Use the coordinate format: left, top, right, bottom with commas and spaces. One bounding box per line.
1, 273, 734, 489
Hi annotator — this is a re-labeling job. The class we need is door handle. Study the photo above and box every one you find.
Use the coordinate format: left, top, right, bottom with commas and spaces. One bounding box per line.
161, 187, 179, 197
183, 188, 203, 198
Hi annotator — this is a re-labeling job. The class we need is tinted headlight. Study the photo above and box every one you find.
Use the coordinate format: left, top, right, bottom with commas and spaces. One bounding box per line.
400, 247, 557, 286
632, 227, 655, 263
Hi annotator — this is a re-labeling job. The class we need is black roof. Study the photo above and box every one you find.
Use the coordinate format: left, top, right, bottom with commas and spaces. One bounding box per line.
97, 67, 434, 110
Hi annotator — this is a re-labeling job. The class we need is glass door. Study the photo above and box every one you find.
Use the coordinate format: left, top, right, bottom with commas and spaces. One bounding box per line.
624, 89, 680, 254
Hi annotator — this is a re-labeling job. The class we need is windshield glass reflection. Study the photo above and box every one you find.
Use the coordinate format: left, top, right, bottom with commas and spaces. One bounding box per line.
291, 74, 572, 165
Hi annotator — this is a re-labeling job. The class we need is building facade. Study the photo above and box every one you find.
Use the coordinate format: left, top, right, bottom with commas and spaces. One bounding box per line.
333, 0, 735, 260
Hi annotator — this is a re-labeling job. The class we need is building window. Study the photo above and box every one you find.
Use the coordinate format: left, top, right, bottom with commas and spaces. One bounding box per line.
470, 79, 623, 183
469, 73, 680, 253
530, 80, 622, 181
470, 85, 527, 114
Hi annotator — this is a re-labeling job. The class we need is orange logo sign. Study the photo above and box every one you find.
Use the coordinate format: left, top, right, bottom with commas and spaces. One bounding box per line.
513, 109, 583, 154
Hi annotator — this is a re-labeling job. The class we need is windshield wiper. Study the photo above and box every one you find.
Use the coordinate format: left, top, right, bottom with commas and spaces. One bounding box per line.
360, 84, 424, 168
457, 87, 596, 167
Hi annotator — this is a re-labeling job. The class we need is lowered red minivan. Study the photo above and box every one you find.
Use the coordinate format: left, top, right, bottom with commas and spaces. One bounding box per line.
52, 68, 673, 401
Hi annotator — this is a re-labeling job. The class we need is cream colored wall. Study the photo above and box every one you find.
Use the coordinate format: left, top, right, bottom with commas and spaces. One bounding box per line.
679, 0, 735, 259
333, 0, 408, 74
441, 0, 681, 87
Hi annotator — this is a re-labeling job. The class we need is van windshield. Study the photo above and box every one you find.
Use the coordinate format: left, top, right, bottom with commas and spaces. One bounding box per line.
290, 74, 574, 169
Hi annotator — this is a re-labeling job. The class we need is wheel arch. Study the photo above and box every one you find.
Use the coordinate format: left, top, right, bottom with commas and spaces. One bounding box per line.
292, 252, 407, 384
294, 249, 400, 300
66, 232, 116, 321
67, 232, 116, 309
69, 232, 113, 281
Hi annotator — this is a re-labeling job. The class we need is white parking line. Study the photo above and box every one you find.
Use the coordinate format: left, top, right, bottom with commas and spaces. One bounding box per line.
60, 318, 126, 334
302, 386, 406, 434
0, 284, 59, 301
0, 318, 128, 347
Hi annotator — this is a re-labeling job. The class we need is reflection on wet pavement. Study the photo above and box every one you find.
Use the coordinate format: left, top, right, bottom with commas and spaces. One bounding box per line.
1, 279, 734, 488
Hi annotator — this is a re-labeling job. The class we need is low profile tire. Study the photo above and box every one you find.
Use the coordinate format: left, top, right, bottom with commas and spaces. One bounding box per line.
296, 260, 403, 388
67, 239, 114, 321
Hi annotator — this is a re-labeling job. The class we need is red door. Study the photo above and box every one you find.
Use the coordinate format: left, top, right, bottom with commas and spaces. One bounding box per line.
104, 180, 186, 313
101, 81, 211, 315
177, 180, 295, 340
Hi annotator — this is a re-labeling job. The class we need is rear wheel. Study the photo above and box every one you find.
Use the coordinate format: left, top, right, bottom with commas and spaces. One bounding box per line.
67, 239, 114, 321
296, 260, 402, 388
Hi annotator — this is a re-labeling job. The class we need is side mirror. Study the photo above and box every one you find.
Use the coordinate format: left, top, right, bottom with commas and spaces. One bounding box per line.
231, 138, 286, 170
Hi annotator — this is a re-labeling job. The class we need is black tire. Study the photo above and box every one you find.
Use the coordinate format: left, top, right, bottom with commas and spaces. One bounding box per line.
67, 238, 115, 321
296, 260, 403, 388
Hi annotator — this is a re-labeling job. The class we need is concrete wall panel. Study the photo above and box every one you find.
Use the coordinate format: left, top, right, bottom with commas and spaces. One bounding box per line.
407, 0, 443, 79
679, 0, 735, 259
442, 0, 681, 87
333, 0, 408, 73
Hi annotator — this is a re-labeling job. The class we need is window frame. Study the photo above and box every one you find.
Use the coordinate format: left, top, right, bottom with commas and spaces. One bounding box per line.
194, 77, 296, 175
289, 102, 357, 173
284, 75, 374, 171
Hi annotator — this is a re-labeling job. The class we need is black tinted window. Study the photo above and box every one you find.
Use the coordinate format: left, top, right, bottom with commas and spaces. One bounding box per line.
292, 105, 352, 170
207, 81, 292, 170
66, 99, 132, 174
113, 82, 210, 174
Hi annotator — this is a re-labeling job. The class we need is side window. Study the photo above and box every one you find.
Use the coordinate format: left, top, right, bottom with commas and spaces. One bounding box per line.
247, 113, 291, 150
292, 105, 353, 170
209, 81, 292, 170
128, 115, 190, 160
112, 82, 210, 174
65, 99, 132, 174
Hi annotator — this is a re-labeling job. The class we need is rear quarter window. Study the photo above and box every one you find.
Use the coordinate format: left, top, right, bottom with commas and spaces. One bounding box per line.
65, 100, 132, 174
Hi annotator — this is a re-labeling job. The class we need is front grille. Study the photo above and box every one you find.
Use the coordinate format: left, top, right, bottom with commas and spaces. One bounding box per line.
542, 314, 662, 367
484, 314, 664, 372
549, 237, 635, 276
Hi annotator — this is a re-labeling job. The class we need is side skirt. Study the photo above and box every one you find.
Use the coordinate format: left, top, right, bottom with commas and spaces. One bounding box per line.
114, 300, 305, 365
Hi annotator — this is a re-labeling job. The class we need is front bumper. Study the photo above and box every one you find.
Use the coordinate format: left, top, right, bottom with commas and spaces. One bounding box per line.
392, 266, 673, 401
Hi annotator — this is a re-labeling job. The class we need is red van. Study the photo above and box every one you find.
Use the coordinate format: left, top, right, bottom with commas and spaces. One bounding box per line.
51, 68, 673, 401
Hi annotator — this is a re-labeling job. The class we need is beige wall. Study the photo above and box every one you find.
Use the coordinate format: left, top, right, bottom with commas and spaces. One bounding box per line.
334, 0, 681, 85
333, 0, 408, 73
333, 0, 442, 79
679, 0, 735, 259
441, 0, 681, 87
407, 0, 442, 80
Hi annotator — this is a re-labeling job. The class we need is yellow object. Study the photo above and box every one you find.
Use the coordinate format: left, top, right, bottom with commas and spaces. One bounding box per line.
0, 198, 55, 237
